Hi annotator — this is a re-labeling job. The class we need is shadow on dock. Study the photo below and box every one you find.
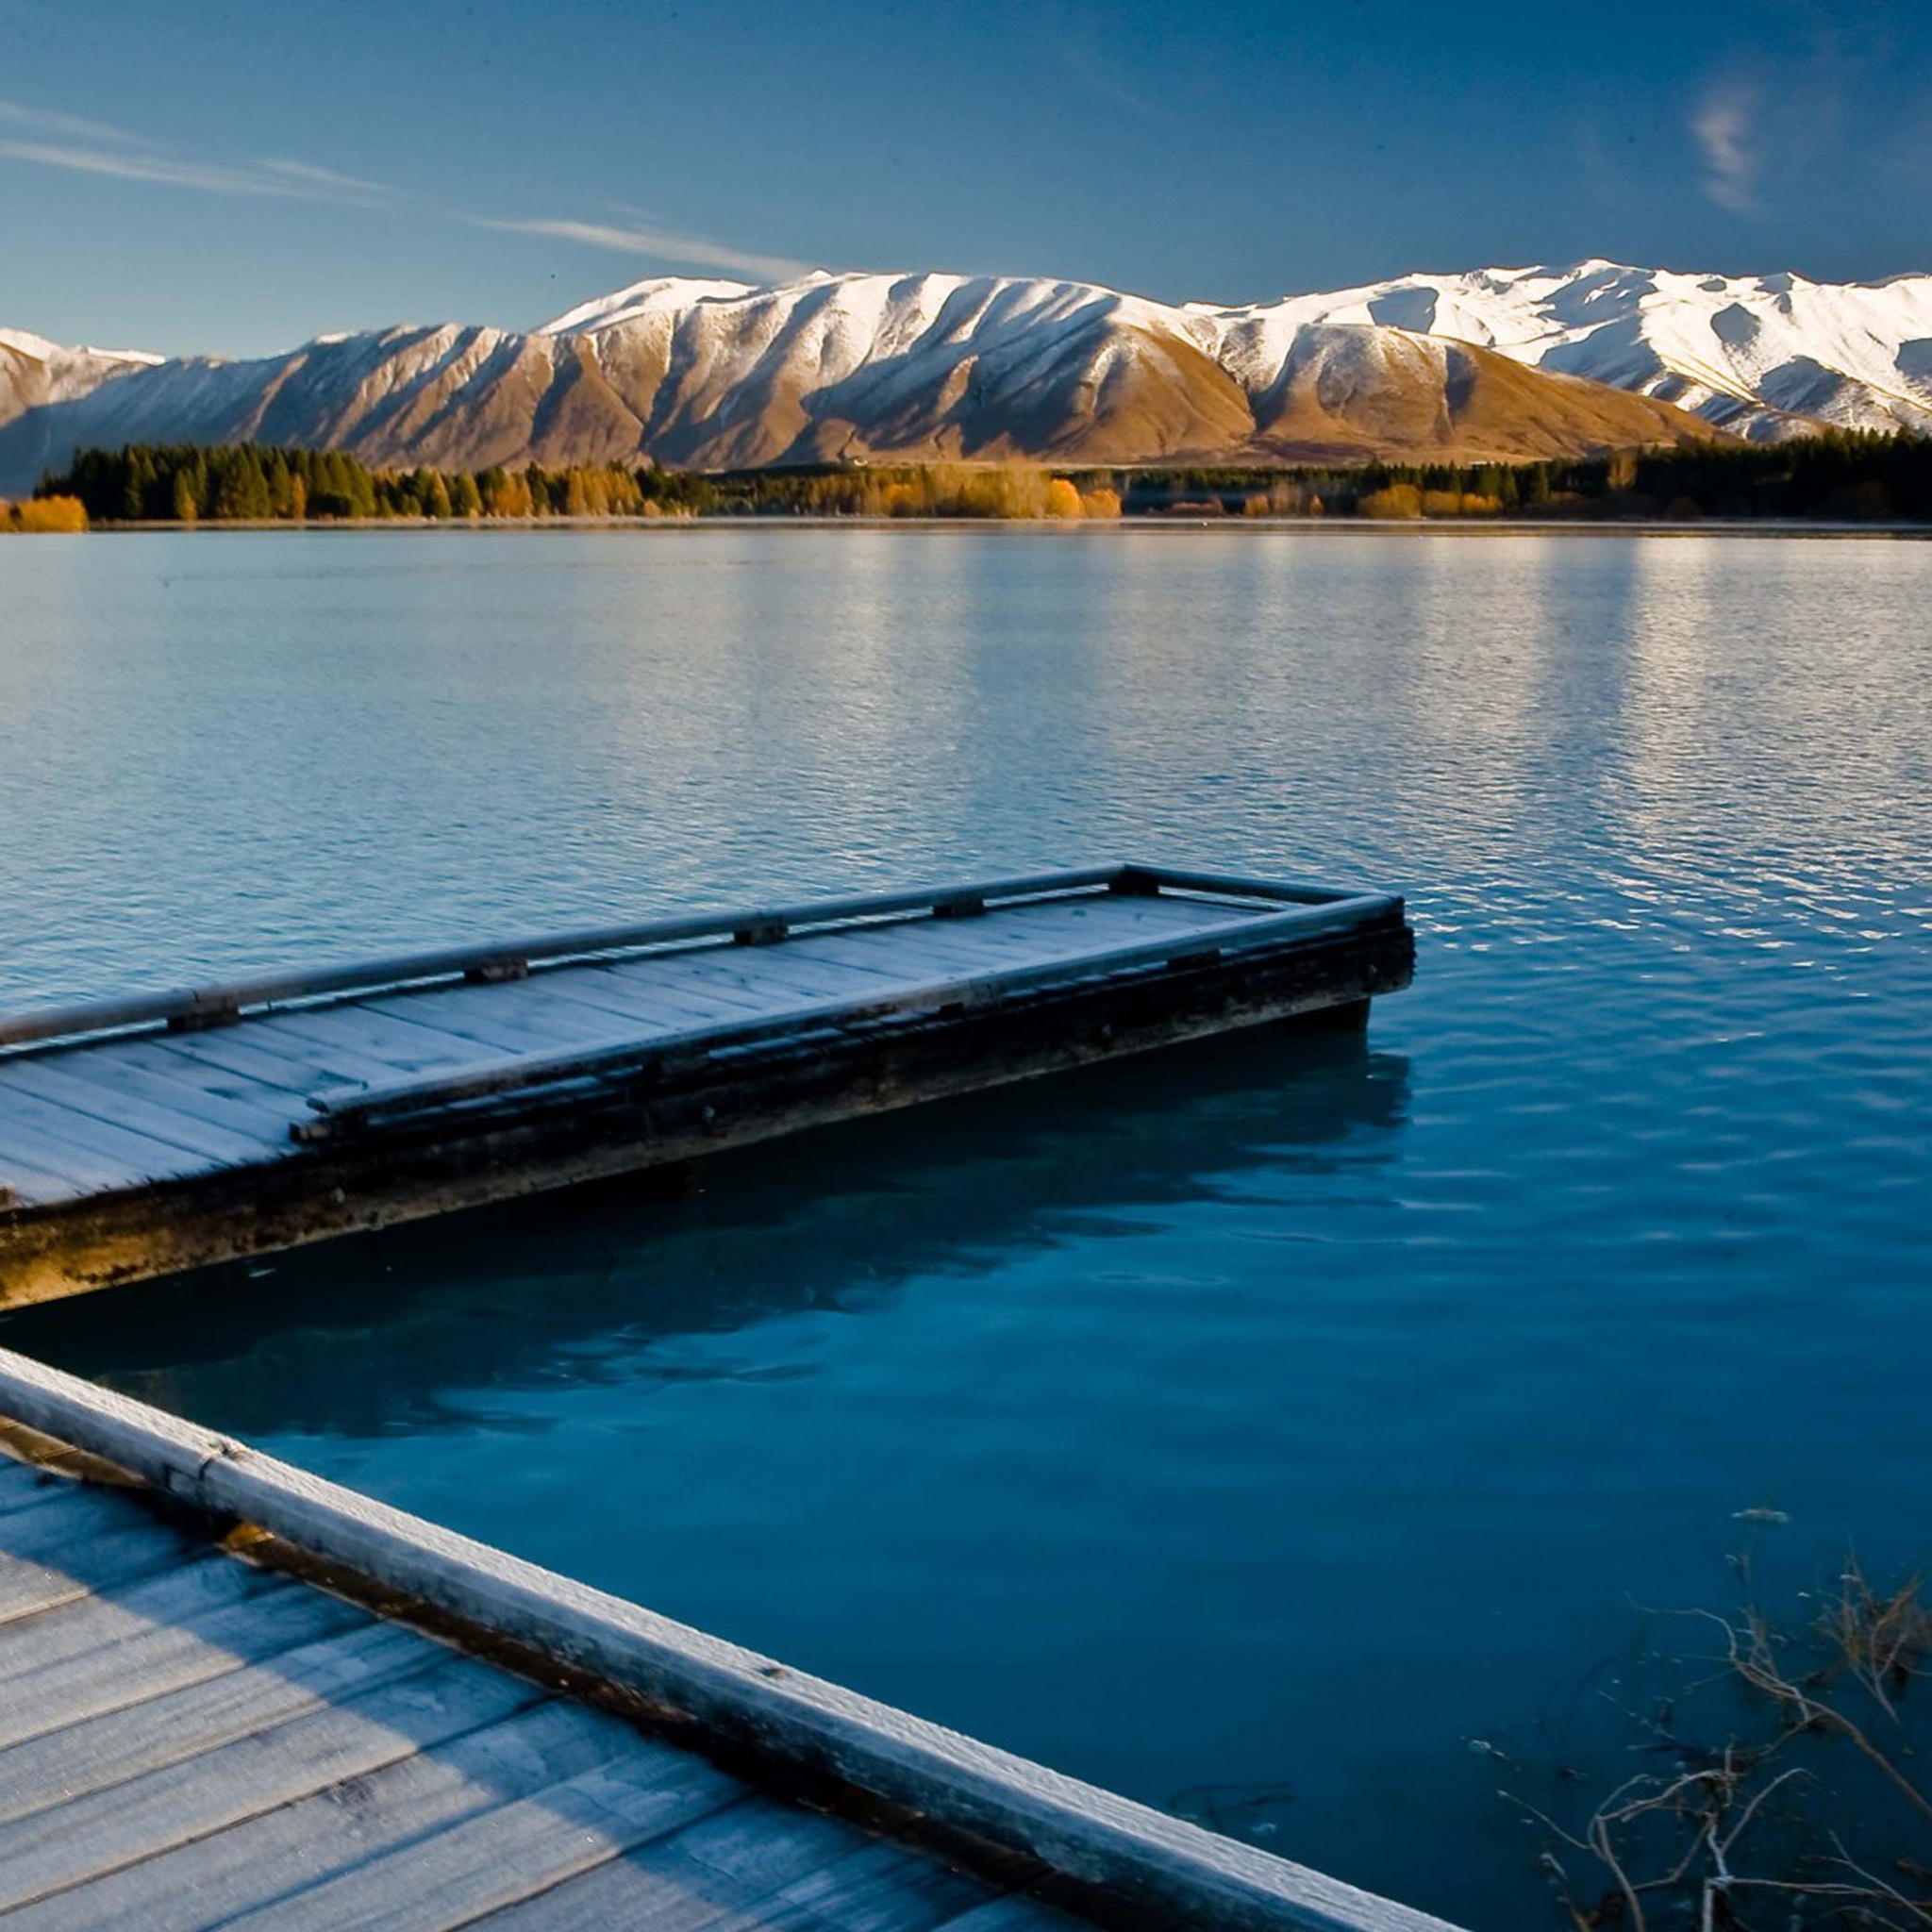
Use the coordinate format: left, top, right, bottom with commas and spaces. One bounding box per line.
0, 1023, 1410, 1437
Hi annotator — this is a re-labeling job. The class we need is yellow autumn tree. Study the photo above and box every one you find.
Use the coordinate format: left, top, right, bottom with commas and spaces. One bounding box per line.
1, 495, 87, 533
1044, 477, 1084, 520
1358, 483, 1424, 520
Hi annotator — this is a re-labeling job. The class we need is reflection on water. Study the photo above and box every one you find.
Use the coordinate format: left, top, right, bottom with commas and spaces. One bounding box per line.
29, 1027, 1408, 1439
2, 528, 1929, 1929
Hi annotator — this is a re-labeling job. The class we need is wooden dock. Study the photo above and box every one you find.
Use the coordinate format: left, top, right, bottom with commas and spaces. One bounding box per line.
0, 1349, 1457, 1932
0, 864, 1412, 1305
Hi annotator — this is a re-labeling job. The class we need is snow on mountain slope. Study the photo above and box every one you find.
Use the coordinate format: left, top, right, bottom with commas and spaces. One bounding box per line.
0, 330, 159, 441
1208, 262, 1932, 439
5, 260, 1926, 491
0, 271, 1711, 491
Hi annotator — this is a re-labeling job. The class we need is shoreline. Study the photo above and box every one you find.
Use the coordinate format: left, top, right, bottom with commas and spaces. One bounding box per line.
28, 515, 1932, 540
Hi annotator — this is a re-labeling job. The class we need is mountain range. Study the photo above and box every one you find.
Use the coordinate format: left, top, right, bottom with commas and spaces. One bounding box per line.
1, 261, 1926, 493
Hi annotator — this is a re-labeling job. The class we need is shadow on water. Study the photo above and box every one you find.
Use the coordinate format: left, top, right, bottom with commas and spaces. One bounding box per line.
3, 1022, 1411, 1439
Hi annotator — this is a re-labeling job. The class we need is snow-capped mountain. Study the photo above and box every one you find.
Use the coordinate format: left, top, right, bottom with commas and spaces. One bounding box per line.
7, 259, 1928, 491
0, 329, 159, 434
0, 273, 1707, 491
1224, 261, 1932, 440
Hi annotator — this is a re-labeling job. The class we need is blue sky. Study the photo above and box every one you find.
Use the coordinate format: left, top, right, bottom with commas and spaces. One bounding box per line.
3, 0, 1928, 357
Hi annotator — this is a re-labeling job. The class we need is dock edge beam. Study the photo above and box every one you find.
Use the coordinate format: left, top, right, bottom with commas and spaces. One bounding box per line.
0, 1346, 1462, 1932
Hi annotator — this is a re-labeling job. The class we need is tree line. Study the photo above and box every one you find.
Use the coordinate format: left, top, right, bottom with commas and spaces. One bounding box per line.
29, 428, 1932, 527
1116, 430, 1932, 522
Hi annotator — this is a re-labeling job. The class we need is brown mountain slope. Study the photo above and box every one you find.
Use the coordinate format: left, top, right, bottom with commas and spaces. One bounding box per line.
0, 274, 1715, 493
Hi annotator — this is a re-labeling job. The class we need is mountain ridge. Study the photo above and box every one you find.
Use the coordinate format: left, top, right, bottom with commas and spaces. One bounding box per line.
7, 259, 1924, 491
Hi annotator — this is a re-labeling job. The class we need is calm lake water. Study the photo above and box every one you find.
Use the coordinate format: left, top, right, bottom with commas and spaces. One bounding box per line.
2, 527, 1928, 1927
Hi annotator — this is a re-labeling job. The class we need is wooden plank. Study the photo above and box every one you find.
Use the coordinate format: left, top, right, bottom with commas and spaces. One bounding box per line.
653, 947, 896, 1003
0, 1516, 210, 1630
603, 956, 798, 1017
0, 1476, 168, 1555
0, 1139, 92, 1209
0, 1460, 67, 1515
0, 1481, 92, 1524
0, 1526, 217, 1628
798, 925, 1051, 977
0, 1549, 288, 1683
0, 1081, 233, 1191
254, 1007, 489, 1074
536, 965, 760, 1030
364, 987, 623, 1058
55, 1040, 303, 1140
994, 895, 1248, 941
147, 1024, 351, 1097
207, 1741, 744, 1932
0, 1108, 153, 1200
0, 1571, 371, 1751
8, 1697, 660, 1932
469, 1800, 975, 1932
0, 1650, 542, 1914
0, 868, 1124, 1050
0, 1618, 441, 1824
744, 931, 919, 983
0, 1349, 1457, 1932
0, 1056, 278, 1166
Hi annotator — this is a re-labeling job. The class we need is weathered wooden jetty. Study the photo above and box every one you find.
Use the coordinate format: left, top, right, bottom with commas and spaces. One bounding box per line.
0, 863, 1412, 1305
0, 1349, 1457, 1932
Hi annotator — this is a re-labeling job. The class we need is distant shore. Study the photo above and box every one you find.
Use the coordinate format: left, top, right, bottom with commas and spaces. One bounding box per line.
15, 431, 1928, 535
25, 515, 1928, 540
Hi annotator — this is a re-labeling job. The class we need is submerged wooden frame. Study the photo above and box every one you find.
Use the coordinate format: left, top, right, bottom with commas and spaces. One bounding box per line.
0, 863, 1414, 1305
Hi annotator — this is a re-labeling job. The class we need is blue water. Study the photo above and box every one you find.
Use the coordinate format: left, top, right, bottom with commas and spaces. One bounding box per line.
2, 527, 1928, 1926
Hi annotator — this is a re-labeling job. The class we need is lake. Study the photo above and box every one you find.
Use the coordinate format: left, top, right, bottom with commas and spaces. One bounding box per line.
1, 525, 1927, 1928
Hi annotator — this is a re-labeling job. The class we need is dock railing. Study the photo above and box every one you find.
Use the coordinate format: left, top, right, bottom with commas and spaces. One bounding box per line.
295, 888, 1402, 1141
0, 862, 1367, 1055
0, 1346, 1461, 1932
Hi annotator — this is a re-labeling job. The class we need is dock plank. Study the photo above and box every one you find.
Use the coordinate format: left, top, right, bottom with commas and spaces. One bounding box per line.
57, 1040, 305, 1141
0, 1618, 441, 1823
0, 1548, 287, 1681
3, 1698, 662, 1932
470, 1806, 993, 1932
0, 1460, 70, 1515
0, 1496, 212, 1628
145, 1024, 358, 1096
364, 987, 622, 1058
0, 1056, 278, 1167
511, 978, 722, 1034
0, 1569, 369, 1751
208, 1742, 745, 1932
545, 964, 773, 1028
253, 1007, 489, 1075
0, 1651, 541, 1913
0, 1078, 234, 1187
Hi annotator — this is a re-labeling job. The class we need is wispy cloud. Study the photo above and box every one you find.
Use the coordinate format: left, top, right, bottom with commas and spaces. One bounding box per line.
1692, 78, 1760, 212
476, 217, 809, 282
0, 138, 329, 199
258, 158, 398, 201
1036, 5, 1180, 126
0, 96, 804, 291
0, 97, 151, 146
